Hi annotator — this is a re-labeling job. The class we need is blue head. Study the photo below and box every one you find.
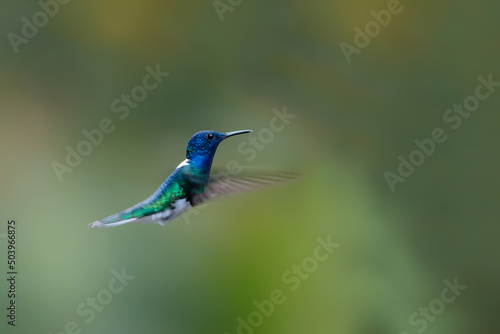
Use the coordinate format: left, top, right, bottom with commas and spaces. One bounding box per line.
186, 130, 252, 172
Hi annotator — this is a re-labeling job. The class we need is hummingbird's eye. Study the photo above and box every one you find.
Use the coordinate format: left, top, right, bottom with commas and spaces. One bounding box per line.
207, 133, 215, 140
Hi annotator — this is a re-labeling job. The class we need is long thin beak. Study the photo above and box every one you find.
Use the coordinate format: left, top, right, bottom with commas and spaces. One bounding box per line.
224, 130, 252, 138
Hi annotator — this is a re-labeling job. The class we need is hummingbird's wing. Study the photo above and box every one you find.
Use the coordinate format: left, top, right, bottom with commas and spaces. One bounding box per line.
190, 168, 302, 206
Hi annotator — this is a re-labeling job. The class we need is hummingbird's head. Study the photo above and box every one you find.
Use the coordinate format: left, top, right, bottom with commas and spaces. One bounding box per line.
186, 130, 252, 161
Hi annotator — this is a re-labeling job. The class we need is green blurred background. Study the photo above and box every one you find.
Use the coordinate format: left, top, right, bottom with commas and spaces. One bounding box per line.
1, 0, 499, 333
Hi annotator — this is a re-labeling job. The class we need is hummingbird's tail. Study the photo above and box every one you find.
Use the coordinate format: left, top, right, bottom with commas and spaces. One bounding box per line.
88, 217, 138, 229
88, 204, 154, 229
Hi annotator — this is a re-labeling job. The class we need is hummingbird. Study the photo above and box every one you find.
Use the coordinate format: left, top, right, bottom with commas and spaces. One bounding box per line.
89, 130, 298, 229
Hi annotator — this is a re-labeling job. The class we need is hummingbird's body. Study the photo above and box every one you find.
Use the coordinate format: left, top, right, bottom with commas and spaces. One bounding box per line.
91, 160, 193, 228
89, 130, 296, 229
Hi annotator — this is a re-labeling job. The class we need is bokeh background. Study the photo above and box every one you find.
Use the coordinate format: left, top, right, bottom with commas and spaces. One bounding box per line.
1, 0, 499, 333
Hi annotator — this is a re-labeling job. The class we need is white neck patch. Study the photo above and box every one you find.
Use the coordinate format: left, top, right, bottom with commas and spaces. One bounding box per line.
176, 159, 190, 169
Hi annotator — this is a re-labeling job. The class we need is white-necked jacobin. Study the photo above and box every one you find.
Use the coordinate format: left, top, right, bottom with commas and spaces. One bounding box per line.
89, 130, 297, 228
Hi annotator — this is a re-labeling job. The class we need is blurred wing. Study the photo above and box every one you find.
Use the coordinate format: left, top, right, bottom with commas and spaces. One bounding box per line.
191, 168, 303, 206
